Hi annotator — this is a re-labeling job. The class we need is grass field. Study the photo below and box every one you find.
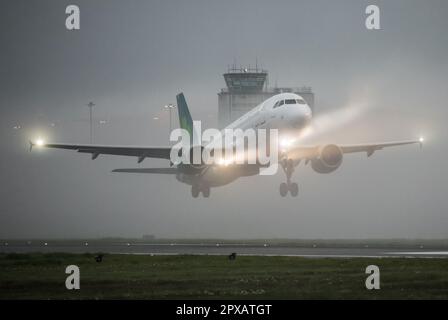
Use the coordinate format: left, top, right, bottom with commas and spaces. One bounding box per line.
1, 253, 448, 299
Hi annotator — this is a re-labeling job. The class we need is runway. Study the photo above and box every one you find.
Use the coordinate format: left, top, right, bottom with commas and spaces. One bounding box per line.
2, 242, 448, 258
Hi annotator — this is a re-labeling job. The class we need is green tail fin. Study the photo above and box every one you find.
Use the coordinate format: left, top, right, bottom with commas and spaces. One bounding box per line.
176, 92, 194, 139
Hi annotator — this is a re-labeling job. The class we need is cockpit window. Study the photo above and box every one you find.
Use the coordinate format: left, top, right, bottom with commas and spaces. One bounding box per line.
296, 99, 306, 104
274, 100, 285, 108
285, 99, 296, 104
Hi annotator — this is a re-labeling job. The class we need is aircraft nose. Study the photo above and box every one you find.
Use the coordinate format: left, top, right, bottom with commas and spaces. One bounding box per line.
290, 106, 311, 129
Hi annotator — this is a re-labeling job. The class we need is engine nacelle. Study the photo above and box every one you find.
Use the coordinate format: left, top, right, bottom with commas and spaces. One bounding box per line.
311, 144, 343, 174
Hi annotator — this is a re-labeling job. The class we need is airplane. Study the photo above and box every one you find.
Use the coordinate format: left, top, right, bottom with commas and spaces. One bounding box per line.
30, 92, 422, 198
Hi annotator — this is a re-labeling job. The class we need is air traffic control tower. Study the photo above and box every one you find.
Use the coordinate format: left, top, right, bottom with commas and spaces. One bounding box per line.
218, 66, 314, 128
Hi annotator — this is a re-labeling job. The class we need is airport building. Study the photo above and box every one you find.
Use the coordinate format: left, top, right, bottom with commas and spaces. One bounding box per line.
217, 66, 315, 128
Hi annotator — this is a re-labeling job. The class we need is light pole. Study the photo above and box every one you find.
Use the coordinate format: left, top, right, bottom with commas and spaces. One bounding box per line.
164, 104, 176, 143
87, 102, 95, 143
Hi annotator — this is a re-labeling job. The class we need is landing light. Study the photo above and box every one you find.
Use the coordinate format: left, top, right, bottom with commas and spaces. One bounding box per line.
280, 138, 295, 151
419, 137, 425, 143
217, 158, 233, 166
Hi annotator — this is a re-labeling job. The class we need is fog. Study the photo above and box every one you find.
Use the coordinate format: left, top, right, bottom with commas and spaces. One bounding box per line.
1, 0, 447, 239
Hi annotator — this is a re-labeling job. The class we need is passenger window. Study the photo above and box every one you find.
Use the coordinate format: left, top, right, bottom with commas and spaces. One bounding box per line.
285, 99, 296, 104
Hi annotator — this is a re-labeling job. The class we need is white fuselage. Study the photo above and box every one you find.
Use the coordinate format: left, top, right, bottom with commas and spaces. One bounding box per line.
176, 93, 312, 187
224, 92, 312, 132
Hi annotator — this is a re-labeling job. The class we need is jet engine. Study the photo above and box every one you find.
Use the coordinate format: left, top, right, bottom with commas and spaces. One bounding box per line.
311, 144, 343, 174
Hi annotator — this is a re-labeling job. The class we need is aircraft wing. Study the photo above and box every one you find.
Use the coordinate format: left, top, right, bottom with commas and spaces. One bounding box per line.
285, 140, 422, 160
31, 142, 171, 162
112, 168, 178, 174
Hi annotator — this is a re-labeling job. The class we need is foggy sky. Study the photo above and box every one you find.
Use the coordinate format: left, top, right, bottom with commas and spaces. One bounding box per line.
1, 0, 447, 239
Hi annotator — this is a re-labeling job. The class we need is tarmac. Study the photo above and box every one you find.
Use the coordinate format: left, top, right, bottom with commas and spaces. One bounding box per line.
2, 242, 448, 258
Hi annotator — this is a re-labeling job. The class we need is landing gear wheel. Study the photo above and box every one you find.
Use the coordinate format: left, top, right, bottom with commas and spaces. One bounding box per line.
191, 185, 200, 198
202, 186, 210, 198
280, 183, 288, 197
280, 157, 299, 197
290, 183, 298, 197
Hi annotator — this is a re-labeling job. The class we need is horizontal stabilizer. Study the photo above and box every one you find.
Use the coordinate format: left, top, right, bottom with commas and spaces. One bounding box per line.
112, 168, 178, 174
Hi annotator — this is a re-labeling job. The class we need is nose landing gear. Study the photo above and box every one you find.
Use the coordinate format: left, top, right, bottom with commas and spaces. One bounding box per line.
280, 182, 298, 197
280, 159, 299, 197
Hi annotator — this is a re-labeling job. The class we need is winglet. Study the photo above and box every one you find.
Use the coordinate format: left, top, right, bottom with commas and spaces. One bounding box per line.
419, 137, 424, 149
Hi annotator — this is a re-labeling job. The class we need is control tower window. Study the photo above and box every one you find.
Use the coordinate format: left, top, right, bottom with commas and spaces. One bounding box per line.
296, 99, 306, 104
285, 99, 296, 104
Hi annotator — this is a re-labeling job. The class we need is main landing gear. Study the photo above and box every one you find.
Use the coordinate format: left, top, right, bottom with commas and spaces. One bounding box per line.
280, 158, 299, 197
191, 183, 210, 198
